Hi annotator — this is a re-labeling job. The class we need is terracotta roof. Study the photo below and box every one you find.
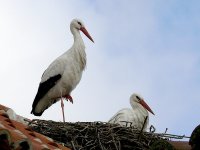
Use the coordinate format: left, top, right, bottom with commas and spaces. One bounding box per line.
0, 104, 70, 150
168, 141, 191, 150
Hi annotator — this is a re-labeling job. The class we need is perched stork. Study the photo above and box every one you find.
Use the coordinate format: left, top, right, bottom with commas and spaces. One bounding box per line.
31, 19, 94, 122
108, 93, 154, 130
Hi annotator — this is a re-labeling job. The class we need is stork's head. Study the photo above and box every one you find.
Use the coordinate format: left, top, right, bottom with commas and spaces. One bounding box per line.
130, 93, 155, 115
70, 19, 94, 43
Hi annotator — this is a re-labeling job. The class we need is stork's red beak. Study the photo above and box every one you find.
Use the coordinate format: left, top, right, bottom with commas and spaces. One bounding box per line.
139, 100, 155, 115
80, 27, 94, 43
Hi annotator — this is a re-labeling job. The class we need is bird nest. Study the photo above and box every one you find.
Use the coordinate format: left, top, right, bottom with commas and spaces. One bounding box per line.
28, 119, 187, 150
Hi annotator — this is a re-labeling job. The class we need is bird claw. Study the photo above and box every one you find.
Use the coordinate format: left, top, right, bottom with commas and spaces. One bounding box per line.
64, 95, 73, 104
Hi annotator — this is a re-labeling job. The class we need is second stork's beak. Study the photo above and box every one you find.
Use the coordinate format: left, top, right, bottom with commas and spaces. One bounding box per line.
139, 100, 155, 115
80, 27, 94, 43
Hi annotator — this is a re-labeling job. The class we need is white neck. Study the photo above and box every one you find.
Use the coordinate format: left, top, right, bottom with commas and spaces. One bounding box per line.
130, 100, 149, 130
130, 100, 148, 118
70, 27, 86, 70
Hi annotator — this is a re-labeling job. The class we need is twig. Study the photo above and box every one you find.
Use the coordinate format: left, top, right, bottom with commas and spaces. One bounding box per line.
71, 141, 76, 150
97, 132, 104, 150
138, 116, 148, 142
29, 119, 189, 150
164, 128, 168, 134
112, 135, 118, 150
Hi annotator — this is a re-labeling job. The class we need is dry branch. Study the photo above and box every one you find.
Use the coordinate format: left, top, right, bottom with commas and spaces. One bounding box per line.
29, 120, 189, 150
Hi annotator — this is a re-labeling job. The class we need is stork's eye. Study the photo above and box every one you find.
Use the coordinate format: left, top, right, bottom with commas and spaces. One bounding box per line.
77, 21, 82, 26
136, 96, 141, 100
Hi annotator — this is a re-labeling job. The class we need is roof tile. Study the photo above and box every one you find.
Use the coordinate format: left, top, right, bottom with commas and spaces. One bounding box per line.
0, 104, 70, 150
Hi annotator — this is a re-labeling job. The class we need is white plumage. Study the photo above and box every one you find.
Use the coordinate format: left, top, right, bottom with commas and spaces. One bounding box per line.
31, 19, 94, 117
108, 93, 154, 130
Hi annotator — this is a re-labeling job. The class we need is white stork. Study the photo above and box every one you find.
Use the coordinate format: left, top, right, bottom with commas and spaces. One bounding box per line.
108, 93, 154, 130
31, 19, 94, 121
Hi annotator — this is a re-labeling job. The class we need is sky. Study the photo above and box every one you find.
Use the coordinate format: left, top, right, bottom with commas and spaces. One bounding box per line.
0, 0, 200, 139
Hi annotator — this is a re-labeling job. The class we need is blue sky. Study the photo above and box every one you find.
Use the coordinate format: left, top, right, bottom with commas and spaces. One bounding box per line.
0, 0, 200, 139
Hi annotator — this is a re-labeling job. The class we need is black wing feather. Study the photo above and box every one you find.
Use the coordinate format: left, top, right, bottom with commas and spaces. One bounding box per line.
31, 74, 61, 115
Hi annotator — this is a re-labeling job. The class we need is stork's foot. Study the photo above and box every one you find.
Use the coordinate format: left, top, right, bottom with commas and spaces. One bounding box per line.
64, 94, 73, 104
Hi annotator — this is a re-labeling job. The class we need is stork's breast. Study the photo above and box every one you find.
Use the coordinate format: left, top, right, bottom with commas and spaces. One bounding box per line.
62, 63, 83, 90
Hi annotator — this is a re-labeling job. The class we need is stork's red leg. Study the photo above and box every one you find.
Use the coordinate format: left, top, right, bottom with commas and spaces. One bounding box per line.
64, 94, 73, 104
60, 94, 72, 123
61, 98, 65, 122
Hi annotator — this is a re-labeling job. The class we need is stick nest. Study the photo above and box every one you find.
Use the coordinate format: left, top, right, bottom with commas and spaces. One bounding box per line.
28, 119, 183, 150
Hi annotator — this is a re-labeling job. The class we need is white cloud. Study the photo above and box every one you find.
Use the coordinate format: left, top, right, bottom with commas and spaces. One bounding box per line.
0, 0, 199, 138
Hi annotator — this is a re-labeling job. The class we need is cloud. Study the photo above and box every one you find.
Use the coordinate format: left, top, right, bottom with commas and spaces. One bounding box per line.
0, 0, 200, 137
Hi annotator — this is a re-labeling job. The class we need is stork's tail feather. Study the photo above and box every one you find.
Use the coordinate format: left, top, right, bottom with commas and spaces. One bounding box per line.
31, 74, 61, 116
31, 98, 59, 116
31, 109, 43, 116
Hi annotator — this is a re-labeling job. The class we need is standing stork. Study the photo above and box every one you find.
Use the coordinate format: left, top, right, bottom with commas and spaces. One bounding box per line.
108, 93, 154, 130
31, 19, 94, 122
